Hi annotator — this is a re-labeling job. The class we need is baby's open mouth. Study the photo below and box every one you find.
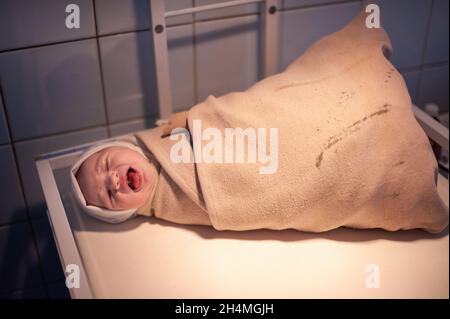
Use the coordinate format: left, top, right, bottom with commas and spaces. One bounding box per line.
127, 168, 141, 191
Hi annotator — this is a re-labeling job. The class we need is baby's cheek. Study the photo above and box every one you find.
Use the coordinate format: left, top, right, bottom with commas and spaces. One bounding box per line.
121, 192, 147, 209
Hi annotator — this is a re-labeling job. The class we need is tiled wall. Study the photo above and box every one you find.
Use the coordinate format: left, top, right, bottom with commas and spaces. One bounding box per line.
0, 0, 448, 299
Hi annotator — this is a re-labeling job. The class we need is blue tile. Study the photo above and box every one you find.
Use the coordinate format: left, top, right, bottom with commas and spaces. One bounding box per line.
0, 286, 46, 299
401, 70, 420, 104
95, 0, 192, 36
0, 145, 27, 225
194, 0, 260, 21
0, 222, 43, 293
167, 24, 196, 112
99, 31, 158, 122
14, 127, 108, 218
195, 15, 260, 102
31, 217, 65, 283
0, 0, 95, 51
0, 39, 106, 141
95, 0, 150, 35
417, 65, 449, 113
279, 2, 360, 70
47, 281, 71, 299
424, 0, 449, 64
109, 117, 156, 137
0, 90, 10, 144
363, 0, 432, 69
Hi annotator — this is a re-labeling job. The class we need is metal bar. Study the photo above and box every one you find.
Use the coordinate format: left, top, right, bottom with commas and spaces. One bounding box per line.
413, 105, 449, 151
165, 0, 263, 17
36, 159, 94, 299
262, 0, 279, 77
150, 0, 173, 120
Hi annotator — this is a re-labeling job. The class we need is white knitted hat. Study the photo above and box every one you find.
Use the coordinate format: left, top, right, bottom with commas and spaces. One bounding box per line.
70, 137, 146, 223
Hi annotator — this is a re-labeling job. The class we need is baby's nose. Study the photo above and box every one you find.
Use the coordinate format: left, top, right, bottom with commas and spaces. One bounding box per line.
108, 171, 120, 191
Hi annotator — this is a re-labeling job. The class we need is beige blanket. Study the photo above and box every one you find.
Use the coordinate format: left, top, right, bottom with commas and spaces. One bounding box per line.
136, 12, 448, 233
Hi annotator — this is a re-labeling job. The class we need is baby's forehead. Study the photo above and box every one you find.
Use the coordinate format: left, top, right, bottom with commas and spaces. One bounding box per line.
85, 146, 120, 162
80, 146, 133, 169
77, 148, 106, 175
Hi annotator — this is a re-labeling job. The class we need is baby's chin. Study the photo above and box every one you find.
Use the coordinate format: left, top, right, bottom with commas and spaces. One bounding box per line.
118, 187, 153, 211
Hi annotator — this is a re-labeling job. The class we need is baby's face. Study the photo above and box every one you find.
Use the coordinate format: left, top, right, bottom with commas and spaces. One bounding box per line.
76, 147, 156, 210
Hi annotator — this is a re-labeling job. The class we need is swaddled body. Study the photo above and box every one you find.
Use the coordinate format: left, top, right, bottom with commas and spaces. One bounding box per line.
74, 12, 449, 233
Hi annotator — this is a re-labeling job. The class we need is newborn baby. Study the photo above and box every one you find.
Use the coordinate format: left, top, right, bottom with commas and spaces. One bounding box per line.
76, 146, 156, 211
71, 136, 212, 225
70, 12, 448, 233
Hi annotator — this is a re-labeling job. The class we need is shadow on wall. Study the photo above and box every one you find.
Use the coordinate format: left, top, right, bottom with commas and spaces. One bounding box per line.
0, 215, 42, 297
0, 210, 69, 299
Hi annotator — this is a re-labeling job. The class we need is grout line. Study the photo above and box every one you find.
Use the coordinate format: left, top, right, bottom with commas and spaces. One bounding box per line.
11, 124, 109, 145
92, 2, 111, 138
0, 36, 98, 54
0, 81, 50, 298
0, 217, 30, 229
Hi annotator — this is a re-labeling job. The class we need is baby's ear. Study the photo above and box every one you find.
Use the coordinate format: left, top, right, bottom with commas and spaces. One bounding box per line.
75, 163, 89, 197
75, 162, 85, 181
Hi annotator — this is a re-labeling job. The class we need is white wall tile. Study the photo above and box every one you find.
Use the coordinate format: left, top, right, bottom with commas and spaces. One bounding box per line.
168, 24, 196, 111
0, 39, 106, 140
279, 2, 360, 70
0, 0, 95, 51
99, 31, 158, 122
195, 15, 260, 102
95, 0, 192, 36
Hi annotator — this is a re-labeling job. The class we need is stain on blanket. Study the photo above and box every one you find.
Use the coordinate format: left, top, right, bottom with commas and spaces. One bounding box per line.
315, 104, 391, 168
384, 68, 395, 83
338, 90, 355, 106
315, 152, 324, 168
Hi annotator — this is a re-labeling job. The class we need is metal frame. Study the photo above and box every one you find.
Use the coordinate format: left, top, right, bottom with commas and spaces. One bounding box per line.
413, 105, 449, 151
150, 0, 279, 121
